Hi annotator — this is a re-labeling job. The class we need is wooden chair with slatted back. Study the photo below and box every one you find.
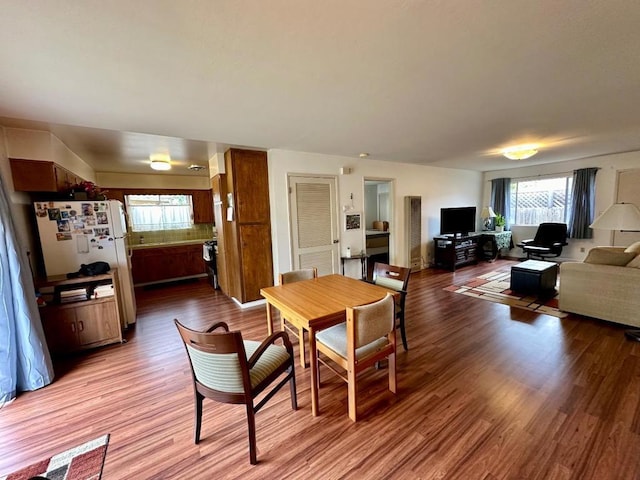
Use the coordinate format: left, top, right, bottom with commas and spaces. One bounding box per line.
174, 319, 297, 465
316, 293, 397, 421
278, 267, 318, 367
372, 262, 411, 350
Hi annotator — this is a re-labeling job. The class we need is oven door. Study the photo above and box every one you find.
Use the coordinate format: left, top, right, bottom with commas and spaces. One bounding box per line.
203, 243, 213, 261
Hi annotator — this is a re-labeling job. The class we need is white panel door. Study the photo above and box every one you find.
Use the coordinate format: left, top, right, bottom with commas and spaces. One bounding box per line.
289, 176, 339, 276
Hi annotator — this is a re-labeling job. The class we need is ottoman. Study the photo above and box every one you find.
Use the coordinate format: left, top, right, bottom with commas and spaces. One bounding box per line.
510, 260, 558, 296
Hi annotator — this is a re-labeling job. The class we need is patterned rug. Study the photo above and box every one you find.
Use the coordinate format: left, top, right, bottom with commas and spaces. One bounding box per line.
444, 270, 567, 318
0, 434, 109, 480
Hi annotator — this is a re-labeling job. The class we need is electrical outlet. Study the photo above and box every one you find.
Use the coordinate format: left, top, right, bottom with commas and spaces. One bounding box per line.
580, 247, 585, 253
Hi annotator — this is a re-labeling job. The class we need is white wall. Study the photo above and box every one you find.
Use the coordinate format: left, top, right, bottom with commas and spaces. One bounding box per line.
268, 149, 483, 277
0, 127, 38, 273
97, 172, 211, 190
483, 151, 640, 261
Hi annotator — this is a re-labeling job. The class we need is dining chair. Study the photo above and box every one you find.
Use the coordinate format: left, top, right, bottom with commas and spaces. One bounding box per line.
372, 262, 411, 351
278, 267, 318, 367
174, 319, 297, 465
316, 293, 397, 421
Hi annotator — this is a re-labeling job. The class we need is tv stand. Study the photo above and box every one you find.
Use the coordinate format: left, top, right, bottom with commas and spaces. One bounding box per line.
433, 235, 479, 271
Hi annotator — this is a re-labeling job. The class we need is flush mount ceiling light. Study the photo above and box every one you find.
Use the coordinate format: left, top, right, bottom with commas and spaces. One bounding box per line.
359, 153, 369, 158
188, 164, 205, 171
502, 144, 540, 160
150, 153, 171, 171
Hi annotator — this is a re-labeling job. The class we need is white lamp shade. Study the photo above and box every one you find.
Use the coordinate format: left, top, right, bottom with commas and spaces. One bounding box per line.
589, 203, 640, 230
481, 206, 496, 219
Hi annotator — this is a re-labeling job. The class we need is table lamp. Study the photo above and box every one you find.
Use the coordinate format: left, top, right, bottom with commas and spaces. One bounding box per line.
481, 206, 497, 231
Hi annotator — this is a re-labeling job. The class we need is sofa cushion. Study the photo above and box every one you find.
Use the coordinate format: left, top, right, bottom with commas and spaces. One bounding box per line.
584, 248, 637, 266
627, 255, 640, 268
624, 241, 640, 254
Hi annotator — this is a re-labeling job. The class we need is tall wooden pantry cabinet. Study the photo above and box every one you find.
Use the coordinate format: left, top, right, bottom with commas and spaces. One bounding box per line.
213, 148, 274, 303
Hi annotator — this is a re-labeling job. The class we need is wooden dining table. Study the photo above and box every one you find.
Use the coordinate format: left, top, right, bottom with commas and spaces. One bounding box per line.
260, 274, 397, 417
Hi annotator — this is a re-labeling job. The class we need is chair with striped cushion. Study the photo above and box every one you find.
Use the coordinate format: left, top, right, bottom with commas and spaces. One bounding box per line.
174, 319, 297, 465
279, 267, 318, 367
372, 262, 411, 351
316, 293, 397, 421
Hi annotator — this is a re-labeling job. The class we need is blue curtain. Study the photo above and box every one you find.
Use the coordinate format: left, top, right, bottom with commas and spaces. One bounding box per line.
0, 177, 54, 405
568, 168, 598, 239
490, 178, 511, 230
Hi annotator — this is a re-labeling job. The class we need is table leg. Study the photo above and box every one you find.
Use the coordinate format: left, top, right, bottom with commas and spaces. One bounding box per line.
266, 302, 273, 335
309, 327, 320, 416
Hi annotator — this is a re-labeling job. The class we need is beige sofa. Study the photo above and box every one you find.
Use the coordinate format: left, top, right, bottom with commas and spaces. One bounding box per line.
559, 246, 640, 327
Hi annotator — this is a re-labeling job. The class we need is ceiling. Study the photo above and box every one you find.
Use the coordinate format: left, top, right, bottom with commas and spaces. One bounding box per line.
1, 1, 640, 176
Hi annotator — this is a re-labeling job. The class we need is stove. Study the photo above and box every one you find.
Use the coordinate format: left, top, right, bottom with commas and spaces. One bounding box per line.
203, 239, 218, 289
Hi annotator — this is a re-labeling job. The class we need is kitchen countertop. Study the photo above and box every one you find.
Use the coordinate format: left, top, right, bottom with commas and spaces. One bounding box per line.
130, 239, 212, 250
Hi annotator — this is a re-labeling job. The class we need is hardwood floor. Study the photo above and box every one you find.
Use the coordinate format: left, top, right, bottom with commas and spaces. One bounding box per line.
2, 260, 640, 479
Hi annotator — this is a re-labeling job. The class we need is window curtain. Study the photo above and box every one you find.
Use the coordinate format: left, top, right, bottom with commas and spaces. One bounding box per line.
568, 167, 598, 239
129, 205, 192, 231
0, 177, 54, 405
490, 178, 511, 230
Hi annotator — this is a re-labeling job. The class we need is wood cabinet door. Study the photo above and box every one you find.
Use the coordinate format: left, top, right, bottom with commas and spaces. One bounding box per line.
227, 149, 269, 224
75, 301, 119, 346
192, 190, 214, 224
40, 307, 79, 353
185, 244, 207, 276
9, 159, 57, 191
238, 224, 274, 302
54, 164, 72, 192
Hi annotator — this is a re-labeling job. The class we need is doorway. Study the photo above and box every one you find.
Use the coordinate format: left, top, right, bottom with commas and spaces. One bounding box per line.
364, 178, 394, 278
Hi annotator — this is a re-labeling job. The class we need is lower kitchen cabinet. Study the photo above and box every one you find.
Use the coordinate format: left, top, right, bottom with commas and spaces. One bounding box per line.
131, 243, 206, 285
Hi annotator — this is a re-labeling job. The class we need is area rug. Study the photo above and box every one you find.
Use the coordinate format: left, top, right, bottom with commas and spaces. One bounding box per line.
0, 434, 109, 480
443, 270, 568, 318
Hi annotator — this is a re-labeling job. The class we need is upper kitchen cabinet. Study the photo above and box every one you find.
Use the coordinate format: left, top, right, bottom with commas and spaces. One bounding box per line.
192, 189, 214, 224
10, 158, 83, 193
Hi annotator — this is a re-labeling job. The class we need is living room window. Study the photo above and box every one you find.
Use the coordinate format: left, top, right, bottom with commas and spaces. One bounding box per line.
125, 194, 194, 231
509, 175, 573, 226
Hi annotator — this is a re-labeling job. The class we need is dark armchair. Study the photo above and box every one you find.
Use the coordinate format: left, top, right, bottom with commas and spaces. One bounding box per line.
518, 222, 568, 260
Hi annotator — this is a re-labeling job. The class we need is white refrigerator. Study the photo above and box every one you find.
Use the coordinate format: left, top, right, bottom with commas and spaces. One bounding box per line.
33, 199, 137, 327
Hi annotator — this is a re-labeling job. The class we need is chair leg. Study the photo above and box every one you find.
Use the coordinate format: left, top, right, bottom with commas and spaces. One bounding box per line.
398, 315, 408, 351
388, 352, 397, 394
347, 368, 358, 422
298, 327, 306, 368
194, 391, 203, 444
246, 402, 258, 465
289, 364, 298, 410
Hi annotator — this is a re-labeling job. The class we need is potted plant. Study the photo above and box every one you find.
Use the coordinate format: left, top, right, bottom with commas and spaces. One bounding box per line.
495, 214, 506, 232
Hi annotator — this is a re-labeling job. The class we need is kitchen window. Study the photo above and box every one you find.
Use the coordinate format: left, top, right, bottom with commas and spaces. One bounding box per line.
509, 175, 573, 226
125, 194, 194, 231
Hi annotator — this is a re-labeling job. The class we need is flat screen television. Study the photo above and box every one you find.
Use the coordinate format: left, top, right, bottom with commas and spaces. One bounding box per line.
440, 206, 476, 236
